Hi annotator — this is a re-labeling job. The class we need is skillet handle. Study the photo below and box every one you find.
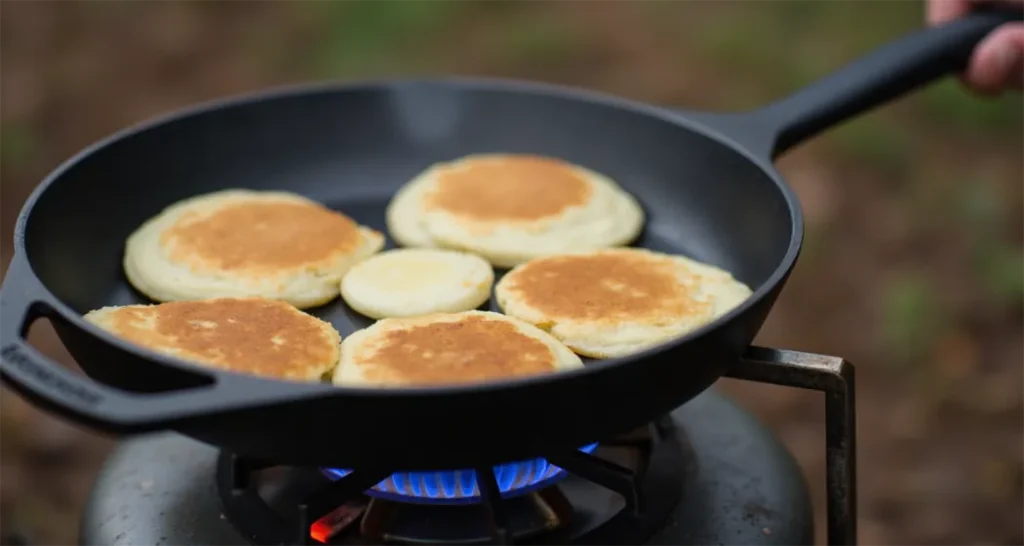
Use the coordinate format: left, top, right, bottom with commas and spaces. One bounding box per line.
695, 7, 1022, 158
727, 346, 856, 546
0, 252, 321, 434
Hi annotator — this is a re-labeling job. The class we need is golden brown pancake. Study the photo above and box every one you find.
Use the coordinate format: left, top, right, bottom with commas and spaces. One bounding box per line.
332, 311, 583, 387
504, 250, 707, 322
495, 248, 754, 358
386, 154, 645, 267
162, 200, 364, 273
124, 189, 384, 308
84, 298, 342, 381
423, 155, 594, 222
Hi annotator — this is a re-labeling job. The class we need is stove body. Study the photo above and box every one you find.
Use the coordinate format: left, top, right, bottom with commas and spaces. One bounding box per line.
81, 389, 815, 546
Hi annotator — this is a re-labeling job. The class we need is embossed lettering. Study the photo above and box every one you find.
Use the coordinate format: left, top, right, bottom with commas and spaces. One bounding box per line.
1, 344, 102, 405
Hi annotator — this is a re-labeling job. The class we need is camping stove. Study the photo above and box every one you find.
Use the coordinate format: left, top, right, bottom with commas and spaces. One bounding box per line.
79, 348, 856, 545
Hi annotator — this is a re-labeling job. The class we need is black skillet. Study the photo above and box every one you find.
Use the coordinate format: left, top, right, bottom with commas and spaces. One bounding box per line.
0, 10, 1019, 471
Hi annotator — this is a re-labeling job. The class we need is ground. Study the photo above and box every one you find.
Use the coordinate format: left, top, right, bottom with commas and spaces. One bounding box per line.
1, 2, 1021, 545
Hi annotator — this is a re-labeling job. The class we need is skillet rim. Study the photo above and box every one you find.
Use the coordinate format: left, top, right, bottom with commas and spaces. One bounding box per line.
8, 76, 804, 400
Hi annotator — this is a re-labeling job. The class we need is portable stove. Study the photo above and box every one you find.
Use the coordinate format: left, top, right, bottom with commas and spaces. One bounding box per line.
79, 348, 856, 546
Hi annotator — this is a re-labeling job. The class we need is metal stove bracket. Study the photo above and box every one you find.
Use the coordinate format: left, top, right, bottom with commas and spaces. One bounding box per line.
474, 466, 511, 545
726, 345, 858, 546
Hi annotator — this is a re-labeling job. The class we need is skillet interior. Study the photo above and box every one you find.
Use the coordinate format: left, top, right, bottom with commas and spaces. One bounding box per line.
24, 82, 794, 343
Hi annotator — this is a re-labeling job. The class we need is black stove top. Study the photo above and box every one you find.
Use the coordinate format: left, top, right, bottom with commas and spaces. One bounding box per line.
80, 389, 815, 545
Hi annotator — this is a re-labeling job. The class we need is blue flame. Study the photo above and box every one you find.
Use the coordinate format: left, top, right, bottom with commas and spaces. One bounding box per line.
323, 443, 598, 504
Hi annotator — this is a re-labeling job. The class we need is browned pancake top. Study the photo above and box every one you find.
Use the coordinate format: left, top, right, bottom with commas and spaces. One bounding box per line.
424, 155, 593, 221
103, 298, 338, 380
354, 316, 556, 386
505, 251, 705, 321
163, 201, 362, 271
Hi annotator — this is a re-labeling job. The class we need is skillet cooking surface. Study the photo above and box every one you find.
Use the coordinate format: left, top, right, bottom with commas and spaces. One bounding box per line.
28, 84, 793, 335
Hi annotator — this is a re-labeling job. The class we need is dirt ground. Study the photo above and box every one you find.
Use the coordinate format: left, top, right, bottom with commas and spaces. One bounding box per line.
1, 3, 1021, 545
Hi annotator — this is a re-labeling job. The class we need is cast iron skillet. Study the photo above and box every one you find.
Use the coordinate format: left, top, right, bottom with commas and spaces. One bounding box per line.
1, 11, 1019, 470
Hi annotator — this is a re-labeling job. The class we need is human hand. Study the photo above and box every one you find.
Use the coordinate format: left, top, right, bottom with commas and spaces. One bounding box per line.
927, 0, 1024, 94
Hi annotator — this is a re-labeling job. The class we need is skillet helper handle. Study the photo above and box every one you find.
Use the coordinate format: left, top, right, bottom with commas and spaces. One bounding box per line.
726, 346, 856, 546
0, 253, 297, 433
757, 7, 1022, 157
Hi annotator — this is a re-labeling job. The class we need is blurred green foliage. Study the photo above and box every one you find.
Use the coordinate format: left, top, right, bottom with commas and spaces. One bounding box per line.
882, 272, 948, 366
491, 14, 587, 69
0, 121, 40, 171
922, 79, 1024, 133
830, 116, 914, 175
957, 181, 1024, 304
306, 0, 465, 76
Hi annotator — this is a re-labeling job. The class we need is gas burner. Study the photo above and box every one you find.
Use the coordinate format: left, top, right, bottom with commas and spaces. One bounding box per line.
217, 422, 682, 544
320, 443, 600, 504
80, 348, 856, 546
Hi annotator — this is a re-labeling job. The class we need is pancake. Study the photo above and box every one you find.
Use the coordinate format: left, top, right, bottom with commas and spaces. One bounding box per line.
385, 154, 644, 267
124, 189, 384, 308
340, 248, 494, 319
332, 310, 583, 387
495, 248, 753, 358
84, 297, 341, 381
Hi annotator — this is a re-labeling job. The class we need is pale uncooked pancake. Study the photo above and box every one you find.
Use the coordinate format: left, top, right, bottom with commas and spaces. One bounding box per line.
495, 248, 753, 358
84, 298, 341, 381
332, 310, 583, 387
124, 189, 384, 308
340, 248, 494, 319
386, 154, 644, 267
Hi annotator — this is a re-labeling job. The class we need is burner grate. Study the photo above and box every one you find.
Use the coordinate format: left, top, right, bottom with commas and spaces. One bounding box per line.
216, 420, 685, 545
